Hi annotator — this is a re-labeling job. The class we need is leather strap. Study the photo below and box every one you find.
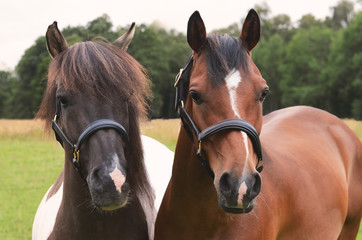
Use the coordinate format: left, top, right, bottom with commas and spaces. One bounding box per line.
175, 56, 193, 111
52, 119, 75, 151
178, 105, 200, 140
198, 118, 262, 161
75, 119, 128, 152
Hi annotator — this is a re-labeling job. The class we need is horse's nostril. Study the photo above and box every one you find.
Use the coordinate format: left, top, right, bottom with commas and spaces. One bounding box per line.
90, 167, 106, 192
121, 182, 130, 193
219, 172, 233, 198
249, 172, 262, 199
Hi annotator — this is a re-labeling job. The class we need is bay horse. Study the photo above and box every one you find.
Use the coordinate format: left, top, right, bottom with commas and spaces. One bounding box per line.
32, 22, 173, 240
155, 9, 362, 239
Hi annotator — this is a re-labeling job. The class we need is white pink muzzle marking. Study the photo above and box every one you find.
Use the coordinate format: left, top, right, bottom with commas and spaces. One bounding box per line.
238, 181, 248, 207
109, 166, 126, 193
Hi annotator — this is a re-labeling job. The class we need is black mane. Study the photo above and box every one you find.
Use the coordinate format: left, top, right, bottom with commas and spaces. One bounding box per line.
205, 33, 249, 86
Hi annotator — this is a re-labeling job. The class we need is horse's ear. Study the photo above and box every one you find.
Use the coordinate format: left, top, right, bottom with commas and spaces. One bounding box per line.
113, 22, 136, 51
240, 9, 260, 52
187, 11, 207, 53
46, 21, 68, 59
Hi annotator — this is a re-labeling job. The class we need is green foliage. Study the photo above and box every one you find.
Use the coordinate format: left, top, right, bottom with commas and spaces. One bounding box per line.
87, 14, 113, 38
0, 71, 15, 117
330, 0, 355, 29
299, 14, 325, 29
127, 24, 189, 118
280, 26, 334, 109
1, 0, 361, 120
253, 34, 286, 114
263, 14, 295, 42
1, 15, 189, 119
323, 12, 362, 119
7, 37, 51, 118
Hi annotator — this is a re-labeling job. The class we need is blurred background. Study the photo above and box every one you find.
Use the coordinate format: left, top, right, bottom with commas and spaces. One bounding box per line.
0, 0, 361, 120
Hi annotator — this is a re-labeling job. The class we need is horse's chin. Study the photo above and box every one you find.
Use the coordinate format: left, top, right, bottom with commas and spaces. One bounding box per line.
90, 191, 129, 211
219, 199, 255, 214
100, 200, 128, 211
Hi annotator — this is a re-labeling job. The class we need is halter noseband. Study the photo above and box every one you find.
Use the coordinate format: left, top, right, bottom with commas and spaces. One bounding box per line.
52, 100, 129, 179
174, 56, 263, 178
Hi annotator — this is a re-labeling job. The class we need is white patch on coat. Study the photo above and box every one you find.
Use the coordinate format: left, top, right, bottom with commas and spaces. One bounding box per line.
142, 135, 174, 240
32, 183, 63, 240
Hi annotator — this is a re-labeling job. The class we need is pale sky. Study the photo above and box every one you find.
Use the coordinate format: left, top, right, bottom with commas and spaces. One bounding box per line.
0, 0, 354, 70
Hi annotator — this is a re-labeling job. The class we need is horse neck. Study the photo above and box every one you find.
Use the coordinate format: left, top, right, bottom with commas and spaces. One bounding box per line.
168, 127, 226, 219
62, 151, 89, 209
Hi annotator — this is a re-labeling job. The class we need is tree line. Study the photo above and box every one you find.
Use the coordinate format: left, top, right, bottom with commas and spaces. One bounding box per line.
0, 0, 361, 120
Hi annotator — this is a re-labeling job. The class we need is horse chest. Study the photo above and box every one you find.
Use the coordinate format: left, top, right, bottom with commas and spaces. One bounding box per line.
48, 203, 149, 240
156, 196, 276, 240
156, 215, 273, 240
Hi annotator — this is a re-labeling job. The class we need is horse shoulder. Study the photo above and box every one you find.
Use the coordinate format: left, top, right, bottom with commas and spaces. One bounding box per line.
264, 106, 359, 172
262, 106, 354, 185
32, 171, 64, 240
141, 135, 174, 210
260, 106, 360, 238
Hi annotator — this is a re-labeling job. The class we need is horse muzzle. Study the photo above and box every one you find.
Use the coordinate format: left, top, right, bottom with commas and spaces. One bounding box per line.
88, 165, 130, 211
216, 171, 262, 214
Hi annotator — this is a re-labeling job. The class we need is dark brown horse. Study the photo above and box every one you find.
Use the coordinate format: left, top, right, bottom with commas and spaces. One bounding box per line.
155, 10, 362, 239
32, 22, 157, 240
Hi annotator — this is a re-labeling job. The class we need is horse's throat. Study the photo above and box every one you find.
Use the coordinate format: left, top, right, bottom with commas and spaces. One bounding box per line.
170, 129, 219, 209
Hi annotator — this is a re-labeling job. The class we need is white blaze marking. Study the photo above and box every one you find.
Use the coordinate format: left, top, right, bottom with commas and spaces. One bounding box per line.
225, 69, 242, 119
225, 69, 250, 206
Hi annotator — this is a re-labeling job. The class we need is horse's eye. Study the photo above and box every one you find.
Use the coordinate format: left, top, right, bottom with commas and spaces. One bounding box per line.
259, 88, 269, 102
189, 90, 203, 104
59, 97, 69, 107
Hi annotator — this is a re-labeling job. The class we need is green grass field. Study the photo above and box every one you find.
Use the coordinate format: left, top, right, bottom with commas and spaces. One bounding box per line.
0, 119, 361, 239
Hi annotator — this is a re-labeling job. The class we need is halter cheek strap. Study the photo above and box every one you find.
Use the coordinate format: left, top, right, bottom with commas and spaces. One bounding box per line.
52, 100, 129, 179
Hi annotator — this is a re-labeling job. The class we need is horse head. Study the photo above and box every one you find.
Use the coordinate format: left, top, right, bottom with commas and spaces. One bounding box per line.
41, 22, 151, 211
182, 9, 268, 213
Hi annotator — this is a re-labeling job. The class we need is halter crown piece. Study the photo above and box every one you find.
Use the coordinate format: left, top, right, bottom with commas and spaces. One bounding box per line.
174, 56, 263, 178
52, 100, 129, 180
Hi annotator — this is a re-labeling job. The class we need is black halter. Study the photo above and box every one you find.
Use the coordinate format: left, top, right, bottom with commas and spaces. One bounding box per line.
174, 56, 263, 178
52, 100, 129, 179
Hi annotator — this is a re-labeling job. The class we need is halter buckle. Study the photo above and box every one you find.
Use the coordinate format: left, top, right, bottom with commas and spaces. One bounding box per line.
73, 149, 80, 164
72, 148, 80, 171
174, 68, 184, 87
177, 100, 185, 112
198, 141, 202, 157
